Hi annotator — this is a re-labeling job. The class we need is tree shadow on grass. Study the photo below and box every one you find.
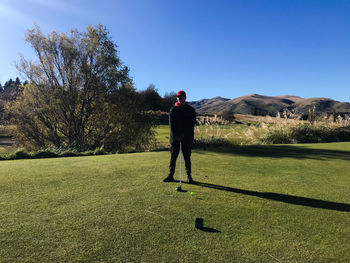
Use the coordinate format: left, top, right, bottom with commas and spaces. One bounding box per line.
195, 144, 350, 161
191, 181, 350, 212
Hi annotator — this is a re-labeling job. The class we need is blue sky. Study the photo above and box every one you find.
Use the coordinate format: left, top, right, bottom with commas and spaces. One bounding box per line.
0, 0, 349, 102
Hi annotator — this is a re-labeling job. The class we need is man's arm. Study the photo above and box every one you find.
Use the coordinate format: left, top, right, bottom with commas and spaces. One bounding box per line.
193, 108, 197, 127
169, 108, 176, 133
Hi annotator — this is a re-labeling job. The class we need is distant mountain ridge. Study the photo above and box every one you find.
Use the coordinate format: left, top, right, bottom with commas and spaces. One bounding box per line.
189, 94, 350, 115
189, 97, 230, 113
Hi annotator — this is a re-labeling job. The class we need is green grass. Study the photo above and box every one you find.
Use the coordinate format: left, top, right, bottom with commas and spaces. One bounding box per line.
1, 142, 350, 262
154, 125, 171, 147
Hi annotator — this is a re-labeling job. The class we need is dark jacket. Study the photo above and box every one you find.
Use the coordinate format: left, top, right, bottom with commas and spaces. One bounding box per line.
169, 103, 196, 144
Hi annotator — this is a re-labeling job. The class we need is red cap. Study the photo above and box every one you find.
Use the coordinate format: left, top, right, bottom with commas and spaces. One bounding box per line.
177, 90, 186, 97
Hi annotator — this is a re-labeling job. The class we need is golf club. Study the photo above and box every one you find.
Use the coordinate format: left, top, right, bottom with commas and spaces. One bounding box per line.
176, 142, 182, 191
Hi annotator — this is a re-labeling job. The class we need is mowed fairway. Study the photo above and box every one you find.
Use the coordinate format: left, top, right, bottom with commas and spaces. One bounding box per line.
1, 143, 350, 262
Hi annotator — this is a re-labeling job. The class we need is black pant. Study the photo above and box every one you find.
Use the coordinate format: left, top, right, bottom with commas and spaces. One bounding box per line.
169, 141, 192, 177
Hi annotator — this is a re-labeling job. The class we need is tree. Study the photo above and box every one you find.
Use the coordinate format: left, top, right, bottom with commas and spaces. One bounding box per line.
138, 87, 177, 112
0, 77, 24, 124
161, 91, 177, 111
8, 25, 155, 151
138, 84, 162, 111
4, 78, 14, 88
1, 77, 23, 101
15, 77, 21, 86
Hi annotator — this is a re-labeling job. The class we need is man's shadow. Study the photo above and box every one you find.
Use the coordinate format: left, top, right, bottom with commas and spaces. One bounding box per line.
189, 181, 350, 212
195, 218, 221, 233
194, 144, 350, 161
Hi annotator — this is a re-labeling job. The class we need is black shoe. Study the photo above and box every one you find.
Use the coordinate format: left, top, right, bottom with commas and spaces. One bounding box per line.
186, 176, 195, 184
163, 176, 175, 182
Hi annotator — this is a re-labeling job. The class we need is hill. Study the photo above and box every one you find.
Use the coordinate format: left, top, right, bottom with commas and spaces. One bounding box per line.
190, 94, 350, 116
189, 97, 230, 113
226, 94, 296, 116
291, 97, 350, 114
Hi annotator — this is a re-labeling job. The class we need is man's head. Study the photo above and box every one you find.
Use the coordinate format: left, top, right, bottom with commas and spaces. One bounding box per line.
177, 90, 186, 105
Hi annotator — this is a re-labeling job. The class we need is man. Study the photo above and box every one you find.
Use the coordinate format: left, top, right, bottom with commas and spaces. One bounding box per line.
163, 90, 196, 183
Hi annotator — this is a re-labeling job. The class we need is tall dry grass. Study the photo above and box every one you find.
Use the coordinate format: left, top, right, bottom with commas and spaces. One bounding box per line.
194, 114, 350, 146
261, 115, 350, 144
195, 124, 263, 145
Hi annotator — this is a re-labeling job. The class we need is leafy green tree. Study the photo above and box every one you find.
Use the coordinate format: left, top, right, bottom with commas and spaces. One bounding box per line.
138, 87, 177, 112
138, 84, 162, 111
8, 25, 155, 151
161, 91, 177, 111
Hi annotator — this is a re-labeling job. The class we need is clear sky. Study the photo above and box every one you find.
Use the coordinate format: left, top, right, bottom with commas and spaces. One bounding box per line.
1, 0, 349, 102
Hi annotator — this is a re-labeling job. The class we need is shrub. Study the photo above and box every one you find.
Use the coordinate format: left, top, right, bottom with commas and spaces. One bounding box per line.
12, 149, 31, 159
292, 125, 329, 143
148, 111, 169, 125
332, 126, 350, 142
0, 147, 111, 161
261, 124, 350, 144
93, 148, 107, 155
59, 150, 79, 157
221, 110, 235, 121
6, 149, 31, 160
32, 149, 58, 159
261, 129, 294, 144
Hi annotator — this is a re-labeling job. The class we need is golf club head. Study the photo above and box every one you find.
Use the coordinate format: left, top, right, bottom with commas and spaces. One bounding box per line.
176, 186, 182, 191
